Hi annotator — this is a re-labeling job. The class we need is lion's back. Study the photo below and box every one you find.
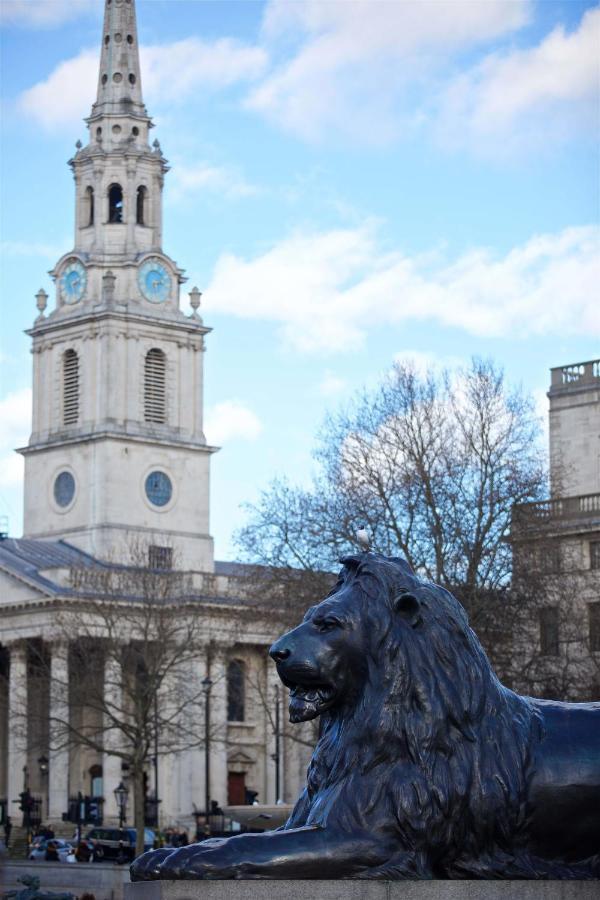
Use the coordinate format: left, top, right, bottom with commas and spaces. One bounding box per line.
527, 699, 600, 862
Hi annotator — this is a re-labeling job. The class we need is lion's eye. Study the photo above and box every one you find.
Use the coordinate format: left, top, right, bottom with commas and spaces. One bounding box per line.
315, 618, 341, 633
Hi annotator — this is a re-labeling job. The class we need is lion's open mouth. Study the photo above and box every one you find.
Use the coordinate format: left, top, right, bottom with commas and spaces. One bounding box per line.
285, 682, 337, 723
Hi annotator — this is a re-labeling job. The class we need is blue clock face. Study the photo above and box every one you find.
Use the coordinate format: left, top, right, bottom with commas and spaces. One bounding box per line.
145, 471, 172, 507
60, 260, 86, 304
138, 258, 171, 303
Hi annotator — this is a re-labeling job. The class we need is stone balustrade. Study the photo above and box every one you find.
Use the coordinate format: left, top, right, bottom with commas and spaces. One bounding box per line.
550, 359, 600, 391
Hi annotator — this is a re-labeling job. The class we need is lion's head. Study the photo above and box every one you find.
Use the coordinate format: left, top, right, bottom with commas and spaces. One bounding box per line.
272, 552, 540, 872
270, 551, 496, 735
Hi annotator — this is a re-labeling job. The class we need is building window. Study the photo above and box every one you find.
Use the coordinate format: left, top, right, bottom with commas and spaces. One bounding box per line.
85, 187, 94, 226
227, 660, 245, 722
589, 602, 600, 652
148, 545, 172, 570
136, 186, 147, 225
63, 349, 79, 425
539, 606, 559, 656
89, 764, 103, 798
590, 542, 600, 570
144, 349, 166, 424
54, 471, 76, 508
108, 183, 123, 223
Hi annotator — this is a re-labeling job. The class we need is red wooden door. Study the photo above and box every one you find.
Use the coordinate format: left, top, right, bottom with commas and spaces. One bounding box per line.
227, 772, 246, 805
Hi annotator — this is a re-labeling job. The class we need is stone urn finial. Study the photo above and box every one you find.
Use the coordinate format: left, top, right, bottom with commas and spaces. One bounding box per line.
189, 286, 203, 321
35, 288, 48, 320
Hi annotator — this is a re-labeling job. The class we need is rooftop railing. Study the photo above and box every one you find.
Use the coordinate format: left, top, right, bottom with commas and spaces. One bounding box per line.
512, 492, 600, 529
550, 359, 600, 391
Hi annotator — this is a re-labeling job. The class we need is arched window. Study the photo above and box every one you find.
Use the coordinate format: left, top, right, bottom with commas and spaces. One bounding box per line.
144, 348, 166, 424
89, 764, 103, 798
108, 183, 123, 223
85, 186, 94, 226
63, 350, 79, 425
136, 186, 147, 225
227, 660, 245, 722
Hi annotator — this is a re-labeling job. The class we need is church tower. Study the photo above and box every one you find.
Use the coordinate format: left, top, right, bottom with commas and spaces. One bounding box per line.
20, 0, 215, 570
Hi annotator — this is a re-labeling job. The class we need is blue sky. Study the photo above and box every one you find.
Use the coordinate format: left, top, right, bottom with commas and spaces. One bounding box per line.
0, 0, 598, 559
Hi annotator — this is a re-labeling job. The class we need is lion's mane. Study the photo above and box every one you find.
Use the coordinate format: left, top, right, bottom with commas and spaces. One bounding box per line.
284, 553, 595, 879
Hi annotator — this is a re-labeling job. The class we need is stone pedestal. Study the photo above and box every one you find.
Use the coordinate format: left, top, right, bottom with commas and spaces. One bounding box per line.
125, 881, 599, 900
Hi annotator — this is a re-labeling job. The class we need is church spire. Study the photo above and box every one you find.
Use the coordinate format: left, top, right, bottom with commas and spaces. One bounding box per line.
90, 0, 146, 120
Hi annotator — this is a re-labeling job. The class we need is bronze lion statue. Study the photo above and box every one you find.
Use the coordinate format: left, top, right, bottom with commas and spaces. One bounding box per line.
132, 552, 600, 880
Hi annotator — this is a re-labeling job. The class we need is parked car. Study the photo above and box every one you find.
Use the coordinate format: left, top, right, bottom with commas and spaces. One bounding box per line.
84, 827, 156, 861
29, 837, 74, 862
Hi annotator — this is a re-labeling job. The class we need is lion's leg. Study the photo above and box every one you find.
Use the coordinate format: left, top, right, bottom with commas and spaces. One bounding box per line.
156, 825, 397, 880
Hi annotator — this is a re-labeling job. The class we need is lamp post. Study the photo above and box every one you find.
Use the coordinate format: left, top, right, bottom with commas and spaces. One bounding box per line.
113, 781, 129, 865
202, 675, 213, 836
22, 765, 32, 854
271, 687, 281, 803
38, 755, 49, 821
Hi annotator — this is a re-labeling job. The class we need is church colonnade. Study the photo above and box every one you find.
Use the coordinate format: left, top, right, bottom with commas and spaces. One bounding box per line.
0, 638, 289, 830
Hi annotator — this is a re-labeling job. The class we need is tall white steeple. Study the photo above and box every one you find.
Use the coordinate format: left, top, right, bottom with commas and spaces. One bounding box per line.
91, 0, 146, 120
20, 0, 216, 571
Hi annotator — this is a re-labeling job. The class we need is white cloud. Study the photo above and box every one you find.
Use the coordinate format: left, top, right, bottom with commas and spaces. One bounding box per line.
1, 0, 97, 28
18, 38, 267, 130
0, 388, 31, 489
205, 401, 263, 445
141, 38, 267, 105
437, 7, 600, 156
18, 48, 97, 128
169, 161, 258, 203
392, 350, 466, 377
318, 371, 346, 396
248, 0, 531, 144
204, 224, 600, 354
532, 387, 550, 442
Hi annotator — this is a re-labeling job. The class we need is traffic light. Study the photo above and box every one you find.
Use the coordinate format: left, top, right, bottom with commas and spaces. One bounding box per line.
19, 790, 33, 813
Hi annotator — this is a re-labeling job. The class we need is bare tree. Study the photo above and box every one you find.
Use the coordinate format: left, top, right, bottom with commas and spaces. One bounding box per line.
236, 358, 547, 614
27, 548, 221, 858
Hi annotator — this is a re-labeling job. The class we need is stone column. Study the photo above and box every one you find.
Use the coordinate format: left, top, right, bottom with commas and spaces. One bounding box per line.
102, 651, 123, 822
208, 649, 228, 810
177, 652, 205, 823
265, 662, 283, 805
48, 642, 70, 821
7, 643, 28, 806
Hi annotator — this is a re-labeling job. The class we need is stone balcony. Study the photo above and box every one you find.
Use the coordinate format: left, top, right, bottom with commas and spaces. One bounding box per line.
512, 492, 600, 535
549, 359, 600, 394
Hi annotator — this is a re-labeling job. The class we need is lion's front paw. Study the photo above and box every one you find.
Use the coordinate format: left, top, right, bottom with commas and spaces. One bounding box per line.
157, 842, 234, 880
130, 848, 174, 881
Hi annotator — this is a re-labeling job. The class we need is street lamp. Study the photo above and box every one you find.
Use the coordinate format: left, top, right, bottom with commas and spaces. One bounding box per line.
38, 755, 49, 822
270, 687, 282, 803
113, 781, 129, 865
202, 675, 213, 836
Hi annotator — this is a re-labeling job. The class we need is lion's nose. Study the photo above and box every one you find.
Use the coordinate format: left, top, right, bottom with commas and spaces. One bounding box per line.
269, 644, 291, 662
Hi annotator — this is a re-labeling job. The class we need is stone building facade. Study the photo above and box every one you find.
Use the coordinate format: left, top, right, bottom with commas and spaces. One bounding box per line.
511, 360, 600, 700
0, 0, 310, 835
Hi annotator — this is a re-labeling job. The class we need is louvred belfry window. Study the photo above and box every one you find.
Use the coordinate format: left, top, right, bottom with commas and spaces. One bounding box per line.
144, 348, 166, 424
63, 350, 79, 425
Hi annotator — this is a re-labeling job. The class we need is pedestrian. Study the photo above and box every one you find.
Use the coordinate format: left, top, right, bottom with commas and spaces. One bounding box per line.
4, 816, 12, 849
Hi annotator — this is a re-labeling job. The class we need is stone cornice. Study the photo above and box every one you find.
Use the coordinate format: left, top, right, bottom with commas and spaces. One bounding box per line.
18, 429, 218, 456
27, 307, 211, 340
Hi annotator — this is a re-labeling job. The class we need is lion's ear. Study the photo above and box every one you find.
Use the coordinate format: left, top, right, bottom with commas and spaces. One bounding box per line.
394, 592, 422, 627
